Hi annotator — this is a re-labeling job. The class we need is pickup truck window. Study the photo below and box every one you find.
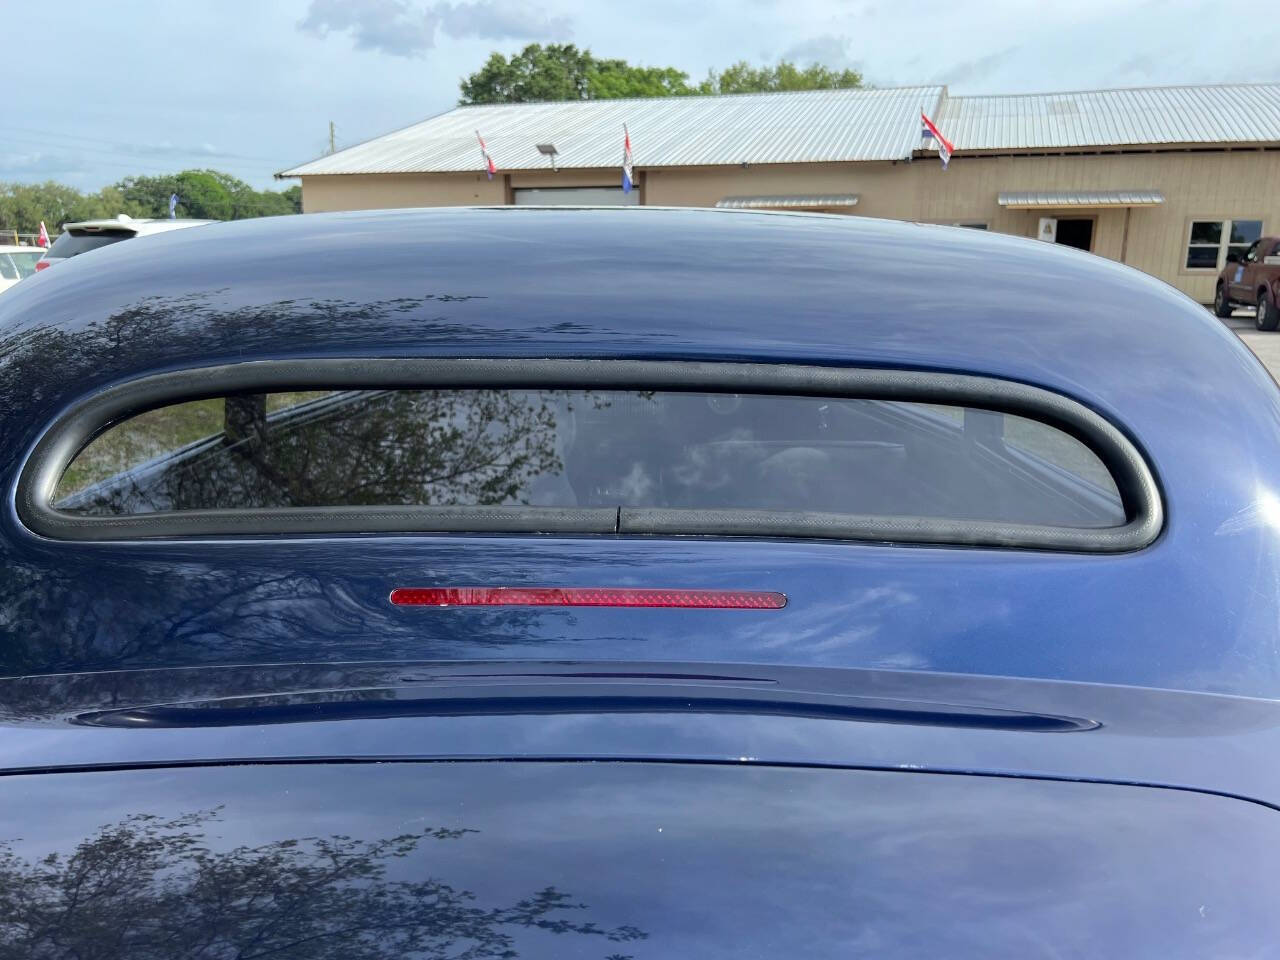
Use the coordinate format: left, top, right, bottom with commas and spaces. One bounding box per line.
1187, 219, 1263, 269
1229, 221, 1263, 264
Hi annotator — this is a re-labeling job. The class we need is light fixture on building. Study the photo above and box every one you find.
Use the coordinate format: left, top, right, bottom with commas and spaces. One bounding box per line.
536, 143, 559, 172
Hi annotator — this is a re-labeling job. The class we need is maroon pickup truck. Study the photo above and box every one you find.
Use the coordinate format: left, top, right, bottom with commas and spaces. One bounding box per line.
1215, 237, 1280, 330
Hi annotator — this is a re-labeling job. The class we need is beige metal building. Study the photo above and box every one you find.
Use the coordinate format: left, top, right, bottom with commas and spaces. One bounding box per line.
279, 83, 1280, 302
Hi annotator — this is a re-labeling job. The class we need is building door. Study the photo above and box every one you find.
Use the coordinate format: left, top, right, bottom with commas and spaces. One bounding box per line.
512, 187, 639, 206
1054, 218, 1093, 251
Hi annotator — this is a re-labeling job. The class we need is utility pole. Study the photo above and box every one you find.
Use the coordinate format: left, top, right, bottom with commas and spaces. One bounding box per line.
328, 121, 336, 155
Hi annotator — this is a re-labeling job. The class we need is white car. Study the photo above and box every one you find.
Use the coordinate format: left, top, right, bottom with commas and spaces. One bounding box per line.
0, 245, 45, 293
36, 215, 216, 272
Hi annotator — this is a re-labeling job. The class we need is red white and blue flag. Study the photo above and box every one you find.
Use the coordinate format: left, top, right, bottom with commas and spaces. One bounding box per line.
37, 221, 50, 247
476, 130, 496, 180
622, 125, 634, 193
920, 111, 954, 169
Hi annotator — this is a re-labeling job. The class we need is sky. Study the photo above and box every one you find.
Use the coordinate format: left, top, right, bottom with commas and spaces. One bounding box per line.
0, 0, 1265, 193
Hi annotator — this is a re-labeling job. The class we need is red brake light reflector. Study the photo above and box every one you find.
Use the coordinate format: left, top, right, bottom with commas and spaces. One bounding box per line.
390, 587, 786, 609
34, 259, 50, 271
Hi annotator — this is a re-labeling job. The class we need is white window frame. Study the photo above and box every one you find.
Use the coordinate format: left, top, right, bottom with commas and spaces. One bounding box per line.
1184, 218, 1264, 273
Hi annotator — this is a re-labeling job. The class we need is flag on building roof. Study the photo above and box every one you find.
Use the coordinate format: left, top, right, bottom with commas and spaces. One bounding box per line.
622, 125, 634, 193
476, 131, 496, 180
37, 221, 49, 248
920, 111, 954, 169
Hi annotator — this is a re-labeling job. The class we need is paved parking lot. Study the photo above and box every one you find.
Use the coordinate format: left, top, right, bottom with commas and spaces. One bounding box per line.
1221, 309, 1280, 380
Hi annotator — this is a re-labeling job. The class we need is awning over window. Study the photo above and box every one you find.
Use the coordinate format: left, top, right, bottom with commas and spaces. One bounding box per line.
997, 190, 1164, 209
716, 194, 859, 210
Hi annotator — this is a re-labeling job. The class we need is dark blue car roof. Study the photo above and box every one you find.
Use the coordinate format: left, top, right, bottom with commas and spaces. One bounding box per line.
0, 205, 1270, 464
6, 207, 1280, 951
2, 207, 1280, 694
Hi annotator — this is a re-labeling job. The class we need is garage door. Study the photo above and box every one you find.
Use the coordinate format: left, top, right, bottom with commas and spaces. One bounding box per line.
512, 186, 638, 206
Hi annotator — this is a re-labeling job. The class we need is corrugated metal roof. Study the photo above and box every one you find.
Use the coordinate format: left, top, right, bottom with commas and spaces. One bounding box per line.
716, 194, 859, 209
934, 84, 1280, 151
279, 86, 944, 176
997, 190, 1166, 208
281, 82, 1280, 178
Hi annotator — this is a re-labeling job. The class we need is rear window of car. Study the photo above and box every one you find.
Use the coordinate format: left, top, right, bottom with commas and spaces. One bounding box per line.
9, 250, 42, 277
53, 388, 1125, 530
47, 229, 134, 259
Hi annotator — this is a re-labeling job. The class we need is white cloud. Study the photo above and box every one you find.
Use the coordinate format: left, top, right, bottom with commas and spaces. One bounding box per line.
0, 151, 88, 176
298, 0, 440, 57
436, 0, 572, 41
298, 0, 571, 57
780, 34, 859, 70
932, 47, 1018, 87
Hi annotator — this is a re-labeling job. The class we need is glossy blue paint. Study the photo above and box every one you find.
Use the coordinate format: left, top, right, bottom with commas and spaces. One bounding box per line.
3, 208, 1278, 688
1, 209, 1279, 762
3, 207, 1280, 950
2, 663, 1280, 807
6, 760, 1280, 957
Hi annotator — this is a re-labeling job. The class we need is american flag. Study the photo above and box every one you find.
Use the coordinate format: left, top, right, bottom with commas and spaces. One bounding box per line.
920, 111, 955, 170
622, 125, 634, 193
476, 131, 496, 180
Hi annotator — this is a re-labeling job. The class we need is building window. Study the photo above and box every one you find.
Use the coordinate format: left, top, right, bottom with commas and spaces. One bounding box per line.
1186, 219, 1263, 270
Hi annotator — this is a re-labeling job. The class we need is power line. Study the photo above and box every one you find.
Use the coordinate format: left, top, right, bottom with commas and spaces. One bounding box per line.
0, 123, 281, 163
0, 143, 230, 176
0, 152, 197, 177
0, 136, 286, 178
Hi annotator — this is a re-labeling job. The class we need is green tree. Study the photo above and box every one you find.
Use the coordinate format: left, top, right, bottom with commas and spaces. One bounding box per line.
459, 43, 697, 104
90, 185, 152, 220
587, 59, 697, 99
0, 172, 299, 235
114, 173, 181, 218
173, 170, 234, 220
281, 184, 302, 214
698, 59, 864, 95
115, 170, 300, 221
0, 181, 139, 237
458, 46, 863, 105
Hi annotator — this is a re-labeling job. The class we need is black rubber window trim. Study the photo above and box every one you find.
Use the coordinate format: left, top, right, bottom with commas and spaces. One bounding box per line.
15, 358, 1163, 551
